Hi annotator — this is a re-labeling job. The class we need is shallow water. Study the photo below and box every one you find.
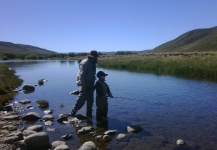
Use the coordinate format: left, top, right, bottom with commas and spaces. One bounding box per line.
7, 60, 217, 150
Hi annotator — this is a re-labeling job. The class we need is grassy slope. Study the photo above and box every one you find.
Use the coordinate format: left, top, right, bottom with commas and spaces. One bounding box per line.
153, 26, 217, 52
0, 41, 57, 55
0, 64, 23, 109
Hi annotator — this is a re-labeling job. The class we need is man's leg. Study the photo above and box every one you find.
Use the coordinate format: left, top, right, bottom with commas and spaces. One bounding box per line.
86, 88, 94, 117
71, 86, 87, 116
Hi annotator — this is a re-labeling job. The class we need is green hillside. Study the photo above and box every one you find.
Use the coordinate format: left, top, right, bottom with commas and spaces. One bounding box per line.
152, 26, 217, 52
0, 41, 57, 55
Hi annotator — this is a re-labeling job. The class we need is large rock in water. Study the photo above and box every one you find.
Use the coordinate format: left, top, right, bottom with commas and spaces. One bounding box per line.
22, 112, 41, 121
22, 84, 35, 91
24, 132, 51, 150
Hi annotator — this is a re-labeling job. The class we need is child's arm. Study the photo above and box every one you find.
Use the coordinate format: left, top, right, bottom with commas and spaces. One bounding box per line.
107, 86, 113, 98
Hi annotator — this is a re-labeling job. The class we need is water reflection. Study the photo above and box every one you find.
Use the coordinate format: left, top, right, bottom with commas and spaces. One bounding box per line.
22, 89, 35, 94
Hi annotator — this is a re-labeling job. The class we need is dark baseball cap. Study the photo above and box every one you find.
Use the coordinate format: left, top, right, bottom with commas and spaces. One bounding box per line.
87, 50, 99, 57
97, 71, 108, 78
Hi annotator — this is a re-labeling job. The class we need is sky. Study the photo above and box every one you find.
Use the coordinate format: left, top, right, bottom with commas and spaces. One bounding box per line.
0, 0, 217, 53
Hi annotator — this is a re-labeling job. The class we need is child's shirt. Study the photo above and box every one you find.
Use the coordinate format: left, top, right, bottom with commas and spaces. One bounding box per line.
95, 79, 113, 98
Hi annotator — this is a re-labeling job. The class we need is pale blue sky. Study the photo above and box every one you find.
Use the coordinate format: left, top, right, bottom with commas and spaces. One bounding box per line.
0, 0, 217, 53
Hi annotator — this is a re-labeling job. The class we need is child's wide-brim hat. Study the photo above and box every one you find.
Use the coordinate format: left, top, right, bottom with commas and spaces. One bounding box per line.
97, 71, 108, 77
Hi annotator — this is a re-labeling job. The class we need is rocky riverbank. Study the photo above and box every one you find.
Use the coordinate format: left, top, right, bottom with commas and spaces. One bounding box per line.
0, 103, 89, 150
0, 64, 145, 149
0, 93, 146, 150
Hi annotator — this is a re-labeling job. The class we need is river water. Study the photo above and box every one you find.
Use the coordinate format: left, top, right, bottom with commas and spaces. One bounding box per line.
6, 60, 217, 150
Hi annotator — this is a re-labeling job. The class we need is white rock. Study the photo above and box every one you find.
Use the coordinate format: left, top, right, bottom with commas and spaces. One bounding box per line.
44, 110, 53, 114
116, 133, 126, 140
104, 130, 117, 135
176, 139, 185, 145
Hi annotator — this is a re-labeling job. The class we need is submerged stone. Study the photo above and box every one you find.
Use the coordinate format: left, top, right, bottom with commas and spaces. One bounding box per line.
176, 139, 185, 145
77, 126, 94, 135
61, 134, 72, 140
127, 125, 143, 133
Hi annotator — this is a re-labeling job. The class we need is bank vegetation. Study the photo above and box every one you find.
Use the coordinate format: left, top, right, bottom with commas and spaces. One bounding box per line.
97, 52, 217, 82
0, 64, 23, 109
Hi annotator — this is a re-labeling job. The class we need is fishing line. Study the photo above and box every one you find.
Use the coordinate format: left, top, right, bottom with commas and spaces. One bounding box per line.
111, 96, 151, 103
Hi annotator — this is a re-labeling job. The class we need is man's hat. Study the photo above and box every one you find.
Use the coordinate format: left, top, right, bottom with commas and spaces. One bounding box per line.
87, 50, 99, 57
97, 71, 108, 78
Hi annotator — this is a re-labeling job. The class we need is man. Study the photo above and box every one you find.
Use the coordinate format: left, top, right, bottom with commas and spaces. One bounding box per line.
71, 50, 99, 117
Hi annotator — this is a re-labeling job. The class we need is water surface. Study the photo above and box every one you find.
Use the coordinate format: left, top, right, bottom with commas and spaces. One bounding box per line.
7, 60, 217, 150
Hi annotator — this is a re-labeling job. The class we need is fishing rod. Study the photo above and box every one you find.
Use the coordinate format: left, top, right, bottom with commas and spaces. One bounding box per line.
70, 90, 150, 103
112, 96, 139, 101
110, 96, 151, 103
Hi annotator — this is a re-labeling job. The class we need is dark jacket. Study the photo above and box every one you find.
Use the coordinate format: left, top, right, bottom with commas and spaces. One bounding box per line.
95, 79, 113, 98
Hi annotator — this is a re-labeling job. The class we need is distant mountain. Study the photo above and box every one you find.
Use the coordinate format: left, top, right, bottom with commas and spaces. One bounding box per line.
152, 26, 217, 52
0, 41, 57, 55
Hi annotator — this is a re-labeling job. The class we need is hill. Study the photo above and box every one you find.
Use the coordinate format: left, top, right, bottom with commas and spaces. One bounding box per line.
0, 41, 57, 55
152, 26, 217, 52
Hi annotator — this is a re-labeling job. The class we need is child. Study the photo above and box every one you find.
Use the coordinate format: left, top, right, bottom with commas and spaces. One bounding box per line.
95, 71, 113, 123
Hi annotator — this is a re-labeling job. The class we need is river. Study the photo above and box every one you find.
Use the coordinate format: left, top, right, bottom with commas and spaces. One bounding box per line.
6, 60, 217, 150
